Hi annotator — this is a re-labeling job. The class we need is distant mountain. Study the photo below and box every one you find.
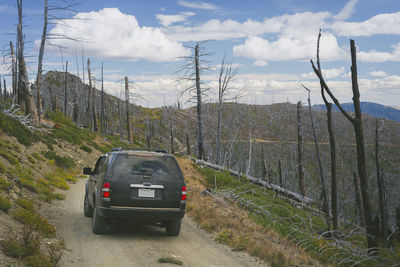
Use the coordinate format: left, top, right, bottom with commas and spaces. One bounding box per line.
313, 102, 400, 122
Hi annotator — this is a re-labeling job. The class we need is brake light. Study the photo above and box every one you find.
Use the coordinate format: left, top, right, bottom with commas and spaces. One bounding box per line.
181, 186, 187, 200
102, 182, 110, 197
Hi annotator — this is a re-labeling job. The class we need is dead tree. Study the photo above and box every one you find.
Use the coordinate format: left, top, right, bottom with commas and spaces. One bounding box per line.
216, 55, 238, 165
170, 124, 175, 154
72, 49, 79, 123
36, 0, 47, 122
375, 118, 389, 246
353, 172, 365, 226
297, 101, 306, 196
315, 31, 339, 231
117, 99, 123, 140
178, 42, 210, 159
303, 85, 330, 231
125, 76, 132, 143
86, 58, 93, 129
64, 61, 68, 117
10, 41, 17, 102
186, 134, 191, 155
100, 62, 105, 134
17, 0, 39, 126
311, 39, 375, 249
278, 159, 283, 187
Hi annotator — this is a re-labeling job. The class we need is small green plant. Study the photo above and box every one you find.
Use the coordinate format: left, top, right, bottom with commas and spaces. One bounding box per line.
0, 149, 19, 165
46, 240, 65, 266
157, 257, 183, 265
27, 155, 36, 164
0, 194, 11, 212
0, 113, 38, 146
80, 144, 92, 153
0, 161, 5, 173
0, 177, 12, 190
42, 151, 75, 169
16, 197, 35, 211
12, 208, 56, 238
1, 227, 41, 259
24, 254, 52, 267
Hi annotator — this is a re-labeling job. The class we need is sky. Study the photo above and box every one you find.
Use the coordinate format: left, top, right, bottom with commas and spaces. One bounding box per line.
0, 0, 399, 108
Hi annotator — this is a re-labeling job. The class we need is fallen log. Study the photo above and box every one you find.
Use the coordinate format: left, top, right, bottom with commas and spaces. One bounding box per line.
193, 159, 314, 205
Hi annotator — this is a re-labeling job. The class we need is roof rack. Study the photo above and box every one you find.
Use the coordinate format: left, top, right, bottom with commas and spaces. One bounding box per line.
111, 147, 168, 154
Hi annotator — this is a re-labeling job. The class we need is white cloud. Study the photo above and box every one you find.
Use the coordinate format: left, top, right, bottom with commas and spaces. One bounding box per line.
253, 60, 268, 67
302, 67, 345, 79
46, 8, 190, 62
333, 0, 358, 21
156, 12, 195, 27
177, 0, 219, 10
233, 33, 344, 63
0, 5, 7, 12
332, 11, 400, 36
357, 43, 400, 62
369, 70, 388, 77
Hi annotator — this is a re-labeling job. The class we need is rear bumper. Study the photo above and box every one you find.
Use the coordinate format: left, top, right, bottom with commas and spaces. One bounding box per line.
97, 203, 186, 222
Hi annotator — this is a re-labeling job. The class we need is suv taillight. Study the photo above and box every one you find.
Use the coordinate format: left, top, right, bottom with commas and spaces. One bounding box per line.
102, 182, 110, 197
181, 186, 187, 200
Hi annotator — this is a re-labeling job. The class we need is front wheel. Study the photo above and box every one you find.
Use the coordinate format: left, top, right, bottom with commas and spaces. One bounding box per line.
84, 193, 93, 217
166, 219, 182, 236
92, 205, 107, 234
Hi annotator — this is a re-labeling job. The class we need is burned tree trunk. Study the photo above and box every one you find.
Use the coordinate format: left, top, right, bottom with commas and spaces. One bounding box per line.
85, 59, 93, 129
327, 103, 339, 231
311, 38, 375, 249
125, 76, 132, 143
186, 134, 191, 155
101, 62, 105, 134
17, 0, 38, 126
278, 159, 283, 187
195, 45, 204, 159
36, 0, 47, 122
10, 41, 17, 103
117, 99, 123, 140
297, 101, 306, 196
64, 61, 68, 117
375, 119, 389, 246
315, 30, 338, 231
170, 124, 174, 154
353, 172, 365, 226
303, 86, 330, 231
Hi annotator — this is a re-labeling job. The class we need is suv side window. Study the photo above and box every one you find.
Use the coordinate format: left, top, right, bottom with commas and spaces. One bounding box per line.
93, 156, 105, 175
99, 156, 109, 177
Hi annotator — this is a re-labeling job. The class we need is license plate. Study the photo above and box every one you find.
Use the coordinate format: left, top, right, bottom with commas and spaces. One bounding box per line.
138, 189, 155, 198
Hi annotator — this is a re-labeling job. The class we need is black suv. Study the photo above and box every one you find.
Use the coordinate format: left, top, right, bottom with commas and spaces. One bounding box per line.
83, 147, 186, 235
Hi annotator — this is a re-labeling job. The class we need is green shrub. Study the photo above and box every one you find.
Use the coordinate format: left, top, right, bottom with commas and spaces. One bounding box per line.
12, 208, 56, 238
16, 197, 34, 211
0, 149, 19, 165
36, 179, 65, 202
42, 151, 75, 169
0, 161, 5, 173
24, 254, 52, 267
0, 177, 12, 190
80, 144, 92, 153
0, 195, 11, 212
0, 113, 38, 146
1, 227, 40, 259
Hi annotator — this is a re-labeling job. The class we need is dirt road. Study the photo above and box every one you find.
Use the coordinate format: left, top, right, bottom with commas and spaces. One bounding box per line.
53, 178, 268, 267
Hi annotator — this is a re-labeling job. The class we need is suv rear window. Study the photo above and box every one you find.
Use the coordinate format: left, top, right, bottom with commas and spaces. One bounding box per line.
111, 154, 182, 178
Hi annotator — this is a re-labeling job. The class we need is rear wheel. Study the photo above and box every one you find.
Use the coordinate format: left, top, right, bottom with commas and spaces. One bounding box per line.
166, 219, 182, 236
92, 204, 107, 234
84, 193, 93, 217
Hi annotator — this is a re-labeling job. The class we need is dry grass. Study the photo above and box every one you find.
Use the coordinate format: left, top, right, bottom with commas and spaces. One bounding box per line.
177, 157, 324, 267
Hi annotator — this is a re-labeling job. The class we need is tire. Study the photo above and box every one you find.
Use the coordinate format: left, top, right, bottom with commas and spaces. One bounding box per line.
84, 193, 93, 217
166, 219, 182, 236
92, 205, 107, 234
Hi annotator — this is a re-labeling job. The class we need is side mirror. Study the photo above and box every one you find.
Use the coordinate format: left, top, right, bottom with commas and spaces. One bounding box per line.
83, 167, 93, 175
